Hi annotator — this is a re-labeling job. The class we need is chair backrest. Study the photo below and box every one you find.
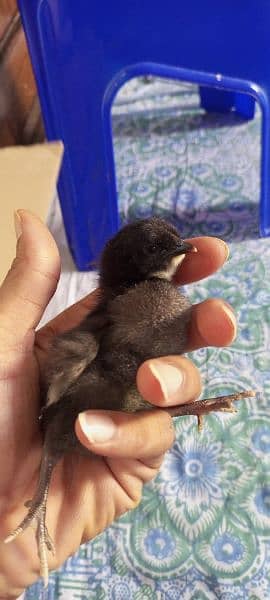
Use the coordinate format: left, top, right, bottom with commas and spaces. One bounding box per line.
18, 1, 270, 267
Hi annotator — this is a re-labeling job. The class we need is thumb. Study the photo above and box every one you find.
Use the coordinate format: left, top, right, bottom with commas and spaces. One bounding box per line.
0, 210, 60, 350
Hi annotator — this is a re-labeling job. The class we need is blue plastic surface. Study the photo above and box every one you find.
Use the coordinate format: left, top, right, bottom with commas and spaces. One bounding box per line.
18, 0, 270, 269
199, 87, 255, 119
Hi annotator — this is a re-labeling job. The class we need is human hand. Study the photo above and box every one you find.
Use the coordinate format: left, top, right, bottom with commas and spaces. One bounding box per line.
0, 211, 236, 598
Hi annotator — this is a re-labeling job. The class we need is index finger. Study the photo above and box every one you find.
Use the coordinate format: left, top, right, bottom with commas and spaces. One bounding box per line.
175, 236, 229, 285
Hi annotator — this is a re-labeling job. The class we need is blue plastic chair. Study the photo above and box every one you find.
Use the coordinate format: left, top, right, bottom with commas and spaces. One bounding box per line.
18, 1, 270, 269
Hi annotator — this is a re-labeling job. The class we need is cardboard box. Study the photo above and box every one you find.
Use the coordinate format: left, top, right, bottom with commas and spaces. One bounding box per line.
0, 141, 63, 283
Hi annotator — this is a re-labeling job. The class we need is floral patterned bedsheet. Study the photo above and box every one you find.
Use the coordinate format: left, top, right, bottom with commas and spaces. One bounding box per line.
26, 79, 270, 599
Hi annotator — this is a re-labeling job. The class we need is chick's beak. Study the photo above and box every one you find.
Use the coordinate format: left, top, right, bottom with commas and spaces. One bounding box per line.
174, 241, 197, 255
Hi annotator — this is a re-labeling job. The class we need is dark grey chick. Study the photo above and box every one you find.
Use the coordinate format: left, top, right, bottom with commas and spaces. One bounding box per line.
5, 217, 195, 583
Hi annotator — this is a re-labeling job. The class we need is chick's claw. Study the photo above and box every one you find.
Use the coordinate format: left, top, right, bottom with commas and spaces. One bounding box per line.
36, 510, 54, 587
166, 390, 256, 420
197, 415, 204, 431
4, 446, 56, 586
5, 497, 54, 588
43, 524, 56, 555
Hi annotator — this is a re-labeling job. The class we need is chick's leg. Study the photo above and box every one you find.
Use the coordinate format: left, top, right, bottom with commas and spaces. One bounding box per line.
4, 447, 58, 586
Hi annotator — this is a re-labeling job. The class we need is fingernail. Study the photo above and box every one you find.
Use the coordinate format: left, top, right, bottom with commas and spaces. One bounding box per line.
14, 210, 22, 240
78, 412, 116, 443
149, 361, 184, 401
223, 303, 237, 337
222, 241, 230, 261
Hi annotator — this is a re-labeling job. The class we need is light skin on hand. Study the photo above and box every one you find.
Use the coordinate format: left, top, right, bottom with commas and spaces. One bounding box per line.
0, 210, 235, 597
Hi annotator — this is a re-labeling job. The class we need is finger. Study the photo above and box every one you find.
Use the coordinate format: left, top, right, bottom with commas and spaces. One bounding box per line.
137, 356, 202, 406
0, 210, 60, 350
75, 408, 175, 460
186, 298, 237, 351
175, 237, 229, 285
136, 299, 236, 406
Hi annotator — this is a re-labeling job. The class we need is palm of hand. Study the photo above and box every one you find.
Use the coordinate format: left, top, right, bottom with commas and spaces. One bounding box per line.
0, 342, 149, 593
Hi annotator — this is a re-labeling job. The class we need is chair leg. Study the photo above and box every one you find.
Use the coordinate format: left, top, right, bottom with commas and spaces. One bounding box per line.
57, 93, 119, 270
260, 102, 270, 237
